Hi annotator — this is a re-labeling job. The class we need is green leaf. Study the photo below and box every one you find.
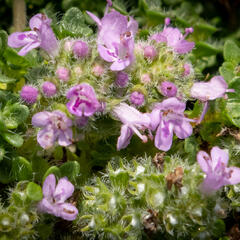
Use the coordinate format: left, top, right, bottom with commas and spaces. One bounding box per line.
43, 166, 61, 182
0, 30, 8, 55
219, 62, 235, 83
0, 146, 4, 161
3, 48, 30, 67
193, 42, 222, 58
184, 136, 199, 164
223, 40, 240, 64
2, 132, 23, 147
59, 7, 93, 38
146, 10, 166, 25
3, 103, 29, 129
12, 156, 32, 181
0, 73, 16, 84
59, 161, 80, 182
0, 159, 13, 184
26, 182, 43, 201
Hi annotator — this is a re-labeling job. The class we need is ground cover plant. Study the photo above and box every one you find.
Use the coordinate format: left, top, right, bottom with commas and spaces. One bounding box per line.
0, 0, 240, 239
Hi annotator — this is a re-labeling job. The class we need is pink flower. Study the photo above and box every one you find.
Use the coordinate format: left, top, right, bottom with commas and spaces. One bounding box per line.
32, 110, 73, 149
87, 8, 138, 71
38, 174, 78, 221
66, 83, 100, 117
197, 146, 240, 195
150, 98, 194, 151
8, 13, 58, 56
56, 67, 70, 82
113, 103, 150, 150
20, 85, 38, 104
151, 18, 195, 54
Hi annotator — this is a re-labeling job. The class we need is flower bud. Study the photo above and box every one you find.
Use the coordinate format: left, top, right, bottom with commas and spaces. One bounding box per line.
64, 40, 74, 52
42, 81, 57, 97
56, 67, 70, 81
20, 85, 38, 104
73, 40, 89, 58
144, 46, 157, 60
159, 81, 177, 97
130, 91, 145, 106
115, 72, 129, 87
92, 64, 104, 77
141, 73, 151, 84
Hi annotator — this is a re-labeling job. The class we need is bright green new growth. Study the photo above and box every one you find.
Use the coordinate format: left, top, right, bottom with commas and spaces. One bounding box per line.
78, 155, 226, 239
0, 181, 42, 239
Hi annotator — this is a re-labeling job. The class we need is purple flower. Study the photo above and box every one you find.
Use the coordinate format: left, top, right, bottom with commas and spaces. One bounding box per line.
113, 103, 151, 150
20, 85, 38, 104
150, 97, 194, 151
73, 40, 89, 58
56, 67, 70, 82
151, 18, 194, 54
32, 110, 73, 149
159, 81, 177, 97
191, 76, 234, 123
144, 46, 157, 60
66, 83, 101, 117
42, 81, 57, 97
197, 146, 240, 195
115, 71, 129, 87
8, 13, 58, 56
191, 76, 234, 101
141, 73, 151, 84
130, 91, 145, 106
87, 9, 138, 71
183, 63, 192, 76
38, 174, 78, 221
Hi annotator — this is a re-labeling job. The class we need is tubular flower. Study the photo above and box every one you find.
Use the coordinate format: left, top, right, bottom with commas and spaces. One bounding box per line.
8, 13, 58, 57
191, 76, 235, 123
113, 103, 151, 150
150, 97, 194, 151
32, 110, 73, 149
151, 18, 195, 54
38, 174, 78, 221
87, 8, 138, 71
66, 83, 101, 117
197, 146, 240, 195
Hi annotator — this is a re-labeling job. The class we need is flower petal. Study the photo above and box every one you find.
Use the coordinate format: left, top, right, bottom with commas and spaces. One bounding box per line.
110, 59, 131, 71
86, 11, 102, 28
210, 146, 229, 169
174, 39, 195, 54
18, 41, 41, 56
42, 174, 56, 198
227, 167, 240, 185
54, 177, 74, 203
58, 129, 73, 147
37, 127, 56, 149
38, 198, 55, 214
149, 108, 161, 131
197, 151, 211, 173
154, 120, 173, 151
32, 111, 51, 127
173, 120, 192, 139
8, 31, 38, 48
117, 124, 133, 150
98, 44, 114, 62
59, 203, 78, 221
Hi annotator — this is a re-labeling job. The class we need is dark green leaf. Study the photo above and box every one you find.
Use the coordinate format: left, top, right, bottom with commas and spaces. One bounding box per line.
223, 40, 240, 64
59, 161, 80, 181
0, 73, 16, 83
12, 156, 32, 181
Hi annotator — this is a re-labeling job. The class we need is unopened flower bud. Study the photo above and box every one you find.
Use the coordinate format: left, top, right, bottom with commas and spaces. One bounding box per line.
73, 40, 89, 58
115, 72, 129, 87
159, 81, 177, 97
92, 64, 104, 77
73, 66, 83, 76
56, 67, 70, 81
141, 73, 151, 84
42, 81, 57, 97
130, 91, 145, 106
64, 40, 74, 52
144, 46, 157, 60
20, 85, 38, 104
